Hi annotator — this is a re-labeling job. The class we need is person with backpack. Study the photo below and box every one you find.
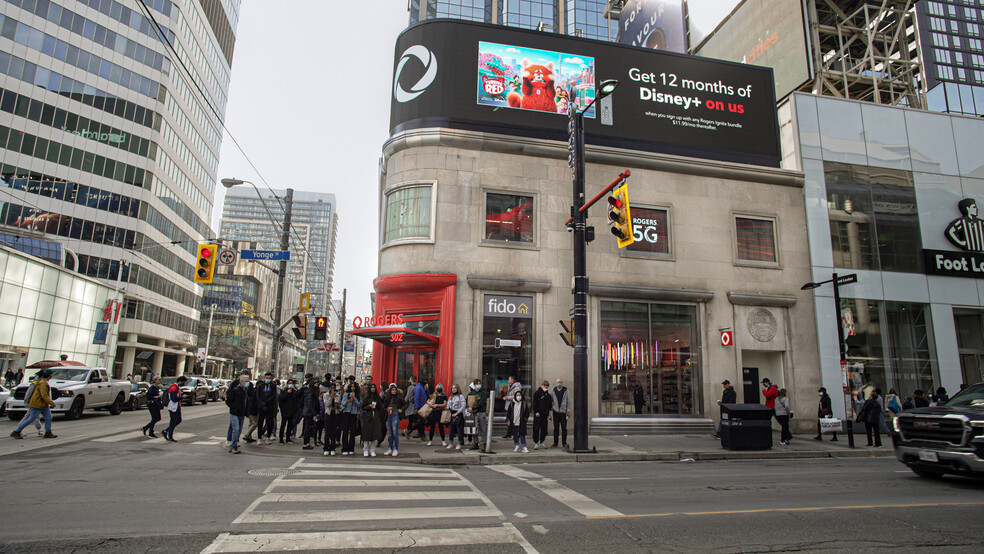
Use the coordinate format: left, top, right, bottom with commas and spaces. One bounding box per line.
467, 379, 488, 451
163, 375, 186, 442
142, 375, 163, 438
10, 369, 57, 439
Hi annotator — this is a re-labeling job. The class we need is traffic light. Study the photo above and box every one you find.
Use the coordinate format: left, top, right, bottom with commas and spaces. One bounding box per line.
314, 316, 328, 341
194, 244, 218, 283
559, 319, 574, 347
291, 314, 308, 340
607, 184, 634, 248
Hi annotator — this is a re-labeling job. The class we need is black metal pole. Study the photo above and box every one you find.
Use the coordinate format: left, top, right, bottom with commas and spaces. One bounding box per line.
271, 188, 293, 379
572, 108, 589, 453
831, 272, 855, 448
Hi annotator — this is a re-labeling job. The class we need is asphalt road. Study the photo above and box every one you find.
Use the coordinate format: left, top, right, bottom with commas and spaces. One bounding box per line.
0, 406, 982, 553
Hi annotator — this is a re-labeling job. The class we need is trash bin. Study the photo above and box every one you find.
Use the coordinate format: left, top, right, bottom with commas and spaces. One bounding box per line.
720, 403, 773, 450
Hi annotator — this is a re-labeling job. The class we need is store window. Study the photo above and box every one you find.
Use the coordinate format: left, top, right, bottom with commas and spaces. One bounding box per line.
626, 206, 669, 256
484, 192, 534, 243
735, 216, 777, 264
383, 183, 433, 244
481, 294, 533, 411
600, 301, 699, 415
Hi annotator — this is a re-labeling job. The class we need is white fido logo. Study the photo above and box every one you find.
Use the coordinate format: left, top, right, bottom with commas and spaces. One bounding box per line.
394, 45, 438, 103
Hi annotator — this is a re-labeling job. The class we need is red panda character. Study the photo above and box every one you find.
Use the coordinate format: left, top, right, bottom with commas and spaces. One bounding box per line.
506, 59, 558, 113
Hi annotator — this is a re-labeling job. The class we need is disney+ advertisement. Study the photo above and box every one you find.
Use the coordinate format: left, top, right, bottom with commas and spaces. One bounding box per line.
392, 20, 781, 167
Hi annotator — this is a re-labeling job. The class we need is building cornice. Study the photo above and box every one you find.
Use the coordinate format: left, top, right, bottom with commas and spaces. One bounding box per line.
466, 275, 552, 293
727, 291, 798, 307
589, 282, 714, 303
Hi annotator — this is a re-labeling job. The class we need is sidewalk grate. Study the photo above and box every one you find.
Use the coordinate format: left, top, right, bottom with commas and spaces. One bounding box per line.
248, 468, 300, 476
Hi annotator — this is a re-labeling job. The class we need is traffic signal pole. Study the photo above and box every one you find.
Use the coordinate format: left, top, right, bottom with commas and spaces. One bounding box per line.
271, 188, 294, 379
571, 109, 590, 453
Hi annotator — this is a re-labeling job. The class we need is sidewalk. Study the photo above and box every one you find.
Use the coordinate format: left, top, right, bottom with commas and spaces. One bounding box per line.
240, 430, 895, 465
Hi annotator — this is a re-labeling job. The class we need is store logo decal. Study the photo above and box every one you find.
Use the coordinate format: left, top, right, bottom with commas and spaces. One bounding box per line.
394, 45, 438, 103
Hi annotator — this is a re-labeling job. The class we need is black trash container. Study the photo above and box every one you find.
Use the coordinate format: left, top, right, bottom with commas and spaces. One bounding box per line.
720, 403, 773, 450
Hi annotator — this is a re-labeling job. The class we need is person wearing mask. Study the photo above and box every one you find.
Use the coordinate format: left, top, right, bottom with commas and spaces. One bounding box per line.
322, 381, 342, 456
446, 384, 467, 450
299, 379, 320, 450
403, 375, 419, 439
225, 373, 250, 454
242, 377, 260, 444
426, 384, 448, 446
409, 376, 428, 439
467, 379, 488, 451
254, 372, 278, 445
509, 390, 530, 453
382, 384, 406, 456
531, 380, 553, 450
10, 369, 57, 439
361, 383, 383, 457
141, 375, 163, 438
163, 375, 186, 442
278, 380, 300, 444
775, 388, 793, 445
340, 382, 362, 455
913, 389, 931, 408
712, 380, 737, 439
814, 387, 838, 442
856, 389, 883, 447
550, 379, 571, 449
503, 376, 522, 439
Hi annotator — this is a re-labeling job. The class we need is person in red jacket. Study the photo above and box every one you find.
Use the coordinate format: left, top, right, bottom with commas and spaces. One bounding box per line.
762, 378, 780, 430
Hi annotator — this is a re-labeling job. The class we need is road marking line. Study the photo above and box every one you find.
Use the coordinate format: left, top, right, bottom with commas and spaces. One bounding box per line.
488, 465, 623, 518
257, 490, 482, 503
201, 525, 528, 553
295, 462, 443, 472
295, 469, 456, 478
236, 505, 500, 524
577, 477, 631, 481
268, 479, 459, 488
504, 521, 540, 554
93, 431, 193, 442
585, 501, 984, 520
192, 440, 220, 445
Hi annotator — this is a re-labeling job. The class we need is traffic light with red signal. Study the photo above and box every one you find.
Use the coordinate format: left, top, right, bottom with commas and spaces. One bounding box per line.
607, 184, 634, 248
194, 244, 218, 283
314, 316, 328, 341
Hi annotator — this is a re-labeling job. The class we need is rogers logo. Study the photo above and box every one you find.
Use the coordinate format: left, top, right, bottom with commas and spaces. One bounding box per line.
394, 45, 438, 103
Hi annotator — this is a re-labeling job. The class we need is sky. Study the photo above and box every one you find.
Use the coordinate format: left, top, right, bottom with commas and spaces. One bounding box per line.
212, 0, 739, 324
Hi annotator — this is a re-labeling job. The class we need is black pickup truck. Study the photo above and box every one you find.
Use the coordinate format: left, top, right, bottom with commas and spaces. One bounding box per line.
892, 382, 984, 479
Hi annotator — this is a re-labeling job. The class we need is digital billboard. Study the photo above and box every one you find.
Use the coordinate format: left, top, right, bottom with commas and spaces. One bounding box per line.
694, 0, 811, 101
392, 20, 781, 167
618, 0, 687, 53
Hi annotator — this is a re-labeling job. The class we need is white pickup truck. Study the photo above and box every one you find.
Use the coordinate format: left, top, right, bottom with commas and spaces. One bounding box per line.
5, 364, 131, 420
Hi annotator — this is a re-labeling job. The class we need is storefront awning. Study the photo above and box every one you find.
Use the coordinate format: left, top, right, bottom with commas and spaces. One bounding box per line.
349, 326, 439, 347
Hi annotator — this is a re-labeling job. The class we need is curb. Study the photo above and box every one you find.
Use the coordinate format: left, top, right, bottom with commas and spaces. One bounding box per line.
406, 448, 895, 466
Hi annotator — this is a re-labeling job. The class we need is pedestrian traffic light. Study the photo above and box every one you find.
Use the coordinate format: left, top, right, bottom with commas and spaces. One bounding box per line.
607, 184, 634, 248
559, 319, 574, 347
291, 314, 308, 340
194, 244, 218, 283
314, 316, 328, 341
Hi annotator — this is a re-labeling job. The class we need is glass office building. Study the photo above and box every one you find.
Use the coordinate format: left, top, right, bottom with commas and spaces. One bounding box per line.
408, 0, 616, 41
917, 0, 984, 117
0, 0, 240, 376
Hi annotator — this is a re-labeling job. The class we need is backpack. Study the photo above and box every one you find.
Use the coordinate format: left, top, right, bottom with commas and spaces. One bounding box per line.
887, 396, 902, 414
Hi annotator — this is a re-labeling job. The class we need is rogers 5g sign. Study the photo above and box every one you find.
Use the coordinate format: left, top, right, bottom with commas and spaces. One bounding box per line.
626, 206, 669, 254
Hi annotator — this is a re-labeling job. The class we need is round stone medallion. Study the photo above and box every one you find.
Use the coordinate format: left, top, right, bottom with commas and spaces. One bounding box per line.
747, 309, 778, 343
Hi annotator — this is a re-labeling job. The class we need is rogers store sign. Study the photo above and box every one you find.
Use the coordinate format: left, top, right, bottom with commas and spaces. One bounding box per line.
352, 314, 405, 329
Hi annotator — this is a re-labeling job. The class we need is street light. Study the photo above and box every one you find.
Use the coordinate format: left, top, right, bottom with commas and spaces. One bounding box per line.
802, 272, 858, 448
221, 177, 294, 378
570, 79, 619, 453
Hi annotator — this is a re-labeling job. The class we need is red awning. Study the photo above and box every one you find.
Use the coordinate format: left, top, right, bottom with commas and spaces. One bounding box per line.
349, 326, 439, 347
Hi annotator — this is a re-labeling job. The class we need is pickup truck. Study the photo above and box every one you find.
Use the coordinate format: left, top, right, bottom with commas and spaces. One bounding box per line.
5, 365, 131, 420
892, 382, 984, 479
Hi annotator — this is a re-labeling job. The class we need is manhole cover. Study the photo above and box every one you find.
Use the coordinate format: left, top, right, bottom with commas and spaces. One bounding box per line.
248, 468, 299, 476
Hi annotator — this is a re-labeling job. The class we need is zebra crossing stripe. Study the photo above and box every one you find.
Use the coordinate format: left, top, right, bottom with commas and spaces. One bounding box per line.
293, 469, 456, 478
258, 490, 482, 503
267, 478, 454, 488
235, 505, 500, 524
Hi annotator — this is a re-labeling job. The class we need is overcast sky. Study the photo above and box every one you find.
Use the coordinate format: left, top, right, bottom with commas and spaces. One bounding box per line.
213, 1, 739, 324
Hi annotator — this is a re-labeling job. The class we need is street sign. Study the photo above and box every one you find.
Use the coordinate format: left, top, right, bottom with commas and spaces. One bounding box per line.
299, 292, 311, 313
836, 274, 858, 286
196, 347, 206, 363
218, 249, 237, 265
495, 338, 522, 348
241, 249, 290, 261
721, 330, 733, 347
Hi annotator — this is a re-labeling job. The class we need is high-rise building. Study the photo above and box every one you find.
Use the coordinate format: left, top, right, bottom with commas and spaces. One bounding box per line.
917, 0, 984, 117
0, 0, 240, 377
409, 0, 617, 41
219, 188, 338, 370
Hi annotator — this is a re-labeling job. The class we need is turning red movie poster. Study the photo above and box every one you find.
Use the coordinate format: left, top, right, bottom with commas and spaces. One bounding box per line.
478, 42, 597, 117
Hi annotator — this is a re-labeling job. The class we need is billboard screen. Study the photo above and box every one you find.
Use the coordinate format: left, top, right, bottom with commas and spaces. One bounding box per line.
392, 20, 780, 167
695, 0, 811, 101
618, 0, 687, 53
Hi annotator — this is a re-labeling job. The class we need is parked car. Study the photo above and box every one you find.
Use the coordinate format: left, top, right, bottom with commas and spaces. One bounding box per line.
208, 379, 228, 401
5, 362, 130, 420
161, 377, 209, 405
124, 381, 149, 411
0, 384, 9, 416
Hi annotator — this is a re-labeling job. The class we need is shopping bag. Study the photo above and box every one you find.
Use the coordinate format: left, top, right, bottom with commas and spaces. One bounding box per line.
416, 403, 433, 419
819, 417, 842, 434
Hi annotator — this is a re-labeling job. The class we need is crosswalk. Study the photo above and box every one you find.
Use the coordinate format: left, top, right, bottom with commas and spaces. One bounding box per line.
200, 458, 538, 553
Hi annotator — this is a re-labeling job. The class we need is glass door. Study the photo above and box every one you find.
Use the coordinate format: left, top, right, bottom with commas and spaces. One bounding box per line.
394, 349, 437, 393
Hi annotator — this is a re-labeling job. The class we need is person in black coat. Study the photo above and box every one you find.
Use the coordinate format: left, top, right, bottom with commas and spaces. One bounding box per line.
255, 372, 279, 445
300, 379, 320, 450
225, 374, 249, 453
531, 381, 553, 450
856, 390, 883, 447
278, 380, 300, 443
242, 378, 259, 443
712, 380, 737, 439
814, 387, 838, 441
142, 375, 163, 438
633, 384, 646, 415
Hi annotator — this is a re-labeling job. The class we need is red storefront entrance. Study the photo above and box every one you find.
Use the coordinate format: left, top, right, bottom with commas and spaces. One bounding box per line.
350, 273, 456, 392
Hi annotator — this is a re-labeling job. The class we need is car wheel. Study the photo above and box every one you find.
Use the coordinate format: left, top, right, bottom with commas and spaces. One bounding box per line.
126, 398, 136, 411
8, 411, 22, 421
65, 398, 85, 420
108, 394, 125, 415
912, 468, 945, 479
201, 394, 208, 405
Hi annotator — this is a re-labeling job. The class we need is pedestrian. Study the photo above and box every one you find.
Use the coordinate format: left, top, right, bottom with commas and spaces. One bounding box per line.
15, 368, 24, 384
814, 387, 838, 441
712, 380, 737, 439
322, 381, 342, 456
426, 384, 448, 446
468, 379, 488, 451
633, 384, 645, 414
502, 376, 522, 439
532, 380, 552, 449
278, 380, 300, 444
141, 375, 163, 438
509, 389, 529, 453
3, 368, 13, 387
884, 388, 902, 415
340, 381, 361, 455
255, 372, 278, 445
856, 389, 883, 447
550, 379, 571, 449
901, 396, 915, 411
775, 388, 793, 445
10, 369, 57, 439
446, 384, 467, 450
874, 387, 890, 434
376, 381, 390, 449
242, 377, 259, 444
361, 383, 383, 457
913, 389, 931, 408
408, 375, 428, 439
17, 373, 45, 437
403, 375, 419, 438
300, 379, 320, 450
163, 375, 186, 442
382, 383, 406, 456
226, 373, 249, 454
931, 387, 949, 406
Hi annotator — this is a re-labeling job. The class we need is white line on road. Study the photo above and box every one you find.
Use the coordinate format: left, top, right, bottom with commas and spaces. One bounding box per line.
92, 431, 194, 442
488, 465, 624, 518
235, 505, 500, 524
294, 469, 457, 478
257, 490, 483, 503
268, 478, 459, 488
295, 462, 444, 472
